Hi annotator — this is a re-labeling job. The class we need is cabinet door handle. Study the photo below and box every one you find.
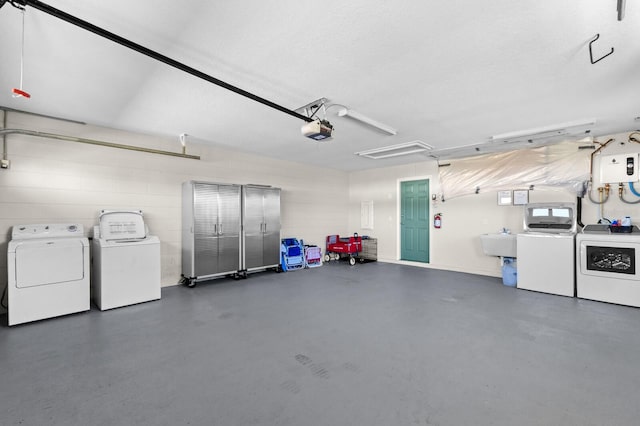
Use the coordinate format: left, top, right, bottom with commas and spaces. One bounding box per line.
218, 224, 223, 235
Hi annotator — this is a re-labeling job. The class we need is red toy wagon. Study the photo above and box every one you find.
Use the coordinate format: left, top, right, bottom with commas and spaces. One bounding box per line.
325, 233, 362, 266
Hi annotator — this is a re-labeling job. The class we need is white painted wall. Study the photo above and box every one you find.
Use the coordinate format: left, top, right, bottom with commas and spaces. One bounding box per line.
0, 112, 349, 313
347, 162, 439, 261
348, 132, 640, 277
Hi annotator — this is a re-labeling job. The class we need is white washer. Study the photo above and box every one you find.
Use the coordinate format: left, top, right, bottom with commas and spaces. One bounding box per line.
516, 203, 576, 297
576, 225, 640, 307
7, 223, 90, 326
92, 210, 161, 310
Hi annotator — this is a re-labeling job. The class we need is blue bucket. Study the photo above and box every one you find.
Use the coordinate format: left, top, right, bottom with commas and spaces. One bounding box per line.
502, 257, 517, 287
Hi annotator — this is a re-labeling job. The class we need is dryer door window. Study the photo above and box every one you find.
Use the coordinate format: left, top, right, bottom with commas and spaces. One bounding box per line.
586, 245, 635, 275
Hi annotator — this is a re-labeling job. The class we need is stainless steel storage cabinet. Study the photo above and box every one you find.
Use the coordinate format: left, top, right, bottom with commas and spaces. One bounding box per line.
182, 181, 242, 286
242, 185, 281, 273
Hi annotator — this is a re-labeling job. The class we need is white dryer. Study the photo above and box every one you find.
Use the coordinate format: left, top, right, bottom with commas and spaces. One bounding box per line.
92, 210, 161, 310
7, 223, 90, 326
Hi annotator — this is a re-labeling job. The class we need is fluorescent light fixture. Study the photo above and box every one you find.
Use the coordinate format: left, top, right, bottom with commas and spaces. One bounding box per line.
355, 140, 432, 160
337, 108, 397, 135
491, 118, 596, 142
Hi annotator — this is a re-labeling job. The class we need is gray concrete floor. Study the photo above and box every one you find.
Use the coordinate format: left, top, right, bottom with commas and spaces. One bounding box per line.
1, 262, 640, 426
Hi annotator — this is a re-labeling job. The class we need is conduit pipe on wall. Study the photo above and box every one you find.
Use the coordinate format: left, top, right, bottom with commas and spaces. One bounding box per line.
0, 128, 201, 160
1, 107, 200, 161
1, 105, 86, 124
576, 196, 584, 229
589, 138, 614, 177
2, 110, 8, 167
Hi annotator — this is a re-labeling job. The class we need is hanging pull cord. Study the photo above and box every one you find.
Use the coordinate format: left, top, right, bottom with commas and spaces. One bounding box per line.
12, 7, 31, 98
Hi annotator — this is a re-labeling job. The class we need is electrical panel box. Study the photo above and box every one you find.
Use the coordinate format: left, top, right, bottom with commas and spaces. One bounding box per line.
599, 153, 639, 184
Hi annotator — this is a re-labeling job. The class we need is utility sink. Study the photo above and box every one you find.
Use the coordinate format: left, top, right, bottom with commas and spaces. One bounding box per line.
480, 233, 517, 258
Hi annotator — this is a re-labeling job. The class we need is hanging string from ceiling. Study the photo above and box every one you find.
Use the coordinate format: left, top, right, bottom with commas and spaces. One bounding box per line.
10, 2, 31, 98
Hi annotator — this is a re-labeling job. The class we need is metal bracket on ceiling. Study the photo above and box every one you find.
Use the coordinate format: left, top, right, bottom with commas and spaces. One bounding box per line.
589, 34, 614, 64
295, 98, 329, 120
0, 0, 25, 10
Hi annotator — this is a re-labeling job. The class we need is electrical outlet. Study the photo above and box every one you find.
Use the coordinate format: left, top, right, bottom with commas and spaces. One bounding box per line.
1, 159, 10, 169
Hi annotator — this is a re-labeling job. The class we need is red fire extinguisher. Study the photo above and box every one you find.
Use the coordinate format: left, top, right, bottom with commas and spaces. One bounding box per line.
434, 213, 442, 229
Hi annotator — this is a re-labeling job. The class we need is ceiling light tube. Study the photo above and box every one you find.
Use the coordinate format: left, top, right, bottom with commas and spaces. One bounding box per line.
337, 108, 397, 135
491, 118, 596, 141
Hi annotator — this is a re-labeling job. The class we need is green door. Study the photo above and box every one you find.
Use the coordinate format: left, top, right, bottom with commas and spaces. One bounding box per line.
401, 179, 430, 262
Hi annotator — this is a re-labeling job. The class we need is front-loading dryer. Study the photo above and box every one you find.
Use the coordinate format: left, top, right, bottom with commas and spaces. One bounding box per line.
7, 224, 90, 326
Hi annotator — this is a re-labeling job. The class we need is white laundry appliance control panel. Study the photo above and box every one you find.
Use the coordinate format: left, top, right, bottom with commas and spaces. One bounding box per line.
12, 223, 85, 239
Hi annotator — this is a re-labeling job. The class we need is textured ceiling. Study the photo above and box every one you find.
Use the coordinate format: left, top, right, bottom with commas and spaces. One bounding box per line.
1, 1, 639, 171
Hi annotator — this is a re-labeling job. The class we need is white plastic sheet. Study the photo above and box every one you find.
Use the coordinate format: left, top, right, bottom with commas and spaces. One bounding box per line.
438, 141, 591, 200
